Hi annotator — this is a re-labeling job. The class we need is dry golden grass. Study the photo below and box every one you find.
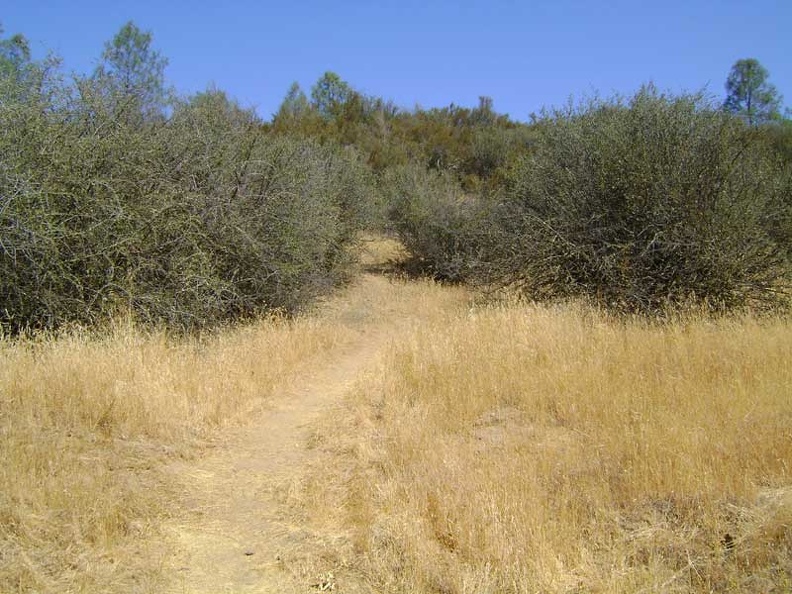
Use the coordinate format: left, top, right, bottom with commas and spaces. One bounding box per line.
355, 232, 410, 273
0, 314, 357, 593
312, 303, 792, 593
4, 231, 791, 593
0, 236, 468, 594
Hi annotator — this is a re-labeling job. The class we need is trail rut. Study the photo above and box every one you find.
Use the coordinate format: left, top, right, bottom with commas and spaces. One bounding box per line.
159, 274, 423, 593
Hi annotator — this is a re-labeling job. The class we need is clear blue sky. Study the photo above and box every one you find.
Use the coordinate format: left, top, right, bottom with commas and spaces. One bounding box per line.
4, 1, 790, 122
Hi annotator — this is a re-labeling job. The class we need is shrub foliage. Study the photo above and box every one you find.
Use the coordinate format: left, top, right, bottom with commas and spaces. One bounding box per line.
478, 87, 791, 313
2, 22, 791, 326
1, 70, 372, 333
381, 165, 481, 281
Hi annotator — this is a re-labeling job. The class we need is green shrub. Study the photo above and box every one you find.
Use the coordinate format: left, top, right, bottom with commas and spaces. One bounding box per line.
0, 79, 373, 333
479, 87, 791, 314
200, 134, 373, 314
381, 164, 482, 281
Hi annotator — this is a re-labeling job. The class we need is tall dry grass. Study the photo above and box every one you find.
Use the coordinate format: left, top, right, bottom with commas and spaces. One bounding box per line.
0, 314, 356, 592
315, 303, 792, 593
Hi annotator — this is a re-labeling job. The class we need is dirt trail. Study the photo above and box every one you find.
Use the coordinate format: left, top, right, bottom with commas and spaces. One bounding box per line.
160, 272, 449, 593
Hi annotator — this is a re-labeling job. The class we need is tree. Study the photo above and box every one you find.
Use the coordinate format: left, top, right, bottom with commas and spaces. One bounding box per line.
92, 21, 169, 122
724, 58, 783, 125
0, 24, 34, 102
0, 24, 30, 79
478, 87, 791, 314
470, 95, 496, 126
310, 71, 352, 119
274, 81, 311, 122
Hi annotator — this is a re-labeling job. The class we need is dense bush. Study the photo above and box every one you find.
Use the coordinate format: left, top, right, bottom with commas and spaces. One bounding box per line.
763, 119, 792, 164
4, 22, 790, 329
0, 76, 373, 333
381, 164, 482, 281
477, 87, 791, 313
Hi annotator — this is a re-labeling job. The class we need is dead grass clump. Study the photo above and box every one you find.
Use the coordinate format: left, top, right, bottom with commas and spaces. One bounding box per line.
320, 304, 792, 592
0, 314, 354, 593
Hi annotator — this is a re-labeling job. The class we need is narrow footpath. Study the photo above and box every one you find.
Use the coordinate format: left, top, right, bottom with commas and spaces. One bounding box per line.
159, 271, 467, 593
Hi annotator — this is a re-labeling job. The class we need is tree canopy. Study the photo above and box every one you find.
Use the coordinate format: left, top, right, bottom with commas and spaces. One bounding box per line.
724, 58, 783, 125
92, 21, 170, 122
0, 25, 30, 77
0, 24, 33, 100
310, 71, 353, 119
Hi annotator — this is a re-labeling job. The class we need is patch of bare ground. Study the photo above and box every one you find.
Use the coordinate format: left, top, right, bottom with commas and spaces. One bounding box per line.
162, 337, 380, 593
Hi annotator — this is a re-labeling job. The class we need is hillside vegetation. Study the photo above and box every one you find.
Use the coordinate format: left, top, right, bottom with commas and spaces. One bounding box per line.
1, 20, 791, 594
3, 23, 790, 332
1, 24, 376, 333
